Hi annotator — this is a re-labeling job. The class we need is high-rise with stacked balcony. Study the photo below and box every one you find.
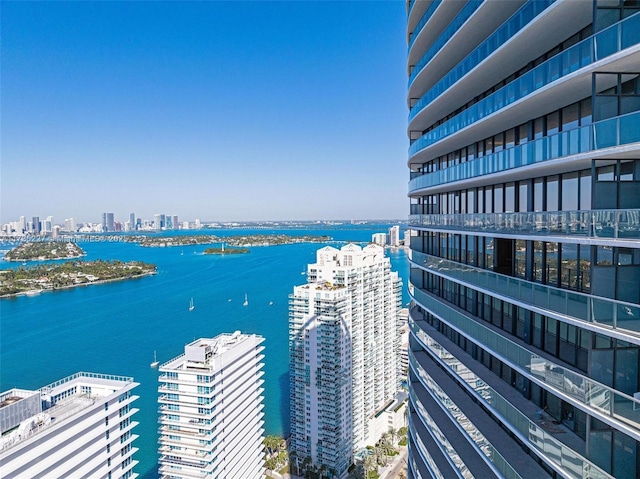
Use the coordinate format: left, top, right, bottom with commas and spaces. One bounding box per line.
157, 332, 265, 479
406, 1, 640, 478
289, 244, 402, 476
0, 372, 139, 478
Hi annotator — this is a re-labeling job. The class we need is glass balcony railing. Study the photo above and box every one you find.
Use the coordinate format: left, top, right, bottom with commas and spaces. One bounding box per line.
410, 367, 521, 479
408, 0, 484, 87
408, 396, 473, 478
409, 0, 555, 122
408, 249, 640, 337
407, 0, 444, 53
409, 12, 640, 158
408, 416, 446, 479
409, 110, 640, 190
409, 329, 613, 479
408, 209, 640, 240
409, 286, 640, 433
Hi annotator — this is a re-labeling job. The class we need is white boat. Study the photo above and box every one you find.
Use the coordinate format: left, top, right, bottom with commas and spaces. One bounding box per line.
243, 294, 248, 307
150, 351, 159, 368
269, 301, 273, 306
189, 298, 195, 311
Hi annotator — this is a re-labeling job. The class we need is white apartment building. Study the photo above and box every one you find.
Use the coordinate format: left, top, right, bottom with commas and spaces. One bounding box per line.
0, 372, 139, 479
388, 225, 400, 247
158, 332, 266, 479
289, 244, 402, 476
371, 232, 387, 246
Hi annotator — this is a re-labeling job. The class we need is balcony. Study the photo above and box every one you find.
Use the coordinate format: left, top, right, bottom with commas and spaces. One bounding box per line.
409, 250, 640, 340
409, 0, 556, 123
409, 13, 640, 162
408, 0, 483, 87
408, 209, 640, 242
409, 110, 640, 191
409, 291, 640, 437
409, 347, 611, 479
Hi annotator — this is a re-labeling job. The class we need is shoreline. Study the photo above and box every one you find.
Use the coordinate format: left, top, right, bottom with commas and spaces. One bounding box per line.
3, 253, 86, 263
0, 270, 157, 299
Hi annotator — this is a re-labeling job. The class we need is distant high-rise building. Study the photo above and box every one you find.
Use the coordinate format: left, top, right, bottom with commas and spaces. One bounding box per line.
406, 1, 640, 478
172, 215, 179, 230
194, 218, 201, 229
19, 216, 26, 233
102, 213, 115, 232
158, 332, 266, 479
388, 225, 400, 247
31, 217, 40, 235
129, 213, 135, 231
64, 217, 76, 232
371, 232, 387, 246
0, 372, 139, 478
289, 244, 402, 475
43, 216, 53, 234
153, 214, 162, 231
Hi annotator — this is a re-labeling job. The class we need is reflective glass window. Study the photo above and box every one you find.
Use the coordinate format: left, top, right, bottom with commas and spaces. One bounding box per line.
562, 172, 579, 210
547, 176, 559, 211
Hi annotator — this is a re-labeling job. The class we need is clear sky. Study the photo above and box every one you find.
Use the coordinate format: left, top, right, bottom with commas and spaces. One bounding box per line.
1, 1, 408, 224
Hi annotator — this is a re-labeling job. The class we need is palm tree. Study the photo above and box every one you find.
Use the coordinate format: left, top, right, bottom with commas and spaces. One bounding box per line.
363, 454, 377, 478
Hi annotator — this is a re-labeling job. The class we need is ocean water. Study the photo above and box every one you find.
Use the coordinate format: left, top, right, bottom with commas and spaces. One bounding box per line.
0, 226, 409, 478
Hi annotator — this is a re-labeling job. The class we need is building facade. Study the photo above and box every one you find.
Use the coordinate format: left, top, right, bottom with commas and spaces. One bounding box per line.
289, 244, 402, 476
158, 332, 266, 479
0, 372, 139, 479
406, 1, 640, 478
388, 225, 401, 247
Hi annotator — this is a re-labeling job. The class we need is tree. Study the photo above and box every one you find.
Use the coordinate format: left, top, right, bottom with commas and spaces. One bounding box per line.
363, 454, 377, 478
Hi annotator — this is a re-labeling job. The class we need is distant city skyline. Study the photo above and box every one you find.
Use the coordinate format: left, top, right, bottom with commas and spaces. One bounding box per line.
1, 1, 407, 223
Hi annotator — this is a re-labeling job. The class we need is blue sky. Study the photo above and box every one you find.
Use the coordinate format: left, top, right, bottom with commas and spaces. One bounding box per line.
1, 1, 408, 223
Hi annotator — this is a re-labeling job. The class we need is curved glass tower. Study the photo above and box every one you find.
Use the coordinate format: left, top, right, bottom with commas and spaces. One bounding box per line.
406, 1, 640, 478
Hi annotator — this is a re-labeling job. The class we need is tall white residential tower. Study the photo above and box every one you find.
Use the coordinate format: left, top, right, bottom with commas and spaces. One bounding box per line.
158, 332, 266, 479
289, 244, 402, 476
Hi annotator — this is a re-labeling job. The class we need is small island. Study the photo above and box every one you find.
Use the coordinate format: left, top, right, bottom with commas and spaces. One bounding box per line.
0, 260, 157, 298
3, 241, 85, 262
204, 247, 250, 255
127, 234, 332, 248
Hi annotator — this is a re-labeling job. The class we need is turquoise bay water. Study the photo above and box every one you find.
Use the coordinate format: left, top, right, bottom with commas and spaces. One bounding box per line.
0, 227, 409, 478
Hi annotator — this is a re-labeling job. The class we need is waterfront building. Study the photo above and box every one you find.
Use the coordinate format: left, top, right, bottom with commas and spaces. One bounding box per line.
129, 213, 135, 231
102, 212, 115, 232
372, 232, 388, 246
153, 214, 162, 231
31, 216, 40, 235
64, 217, 76, 232
406, 1, 640, 478
0, 372, 139, 478
158, 332, 266, 479
289, 244, 402, 476
194, 218, 201, 229
389, 225, 400, 247
172, 215, 179, 230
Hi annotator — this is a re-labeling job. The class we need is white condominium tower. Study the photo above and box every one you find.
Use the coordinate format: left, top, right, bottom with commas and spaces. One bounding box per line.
158, 332, 266, 479
0, 372, 139, 479
289, 244, 402, 476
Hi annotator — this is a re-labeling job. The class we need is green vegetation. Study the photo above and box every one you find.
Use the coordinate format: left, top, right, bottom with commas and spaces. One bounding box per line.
4, 241, 85, 262
263, 435, 288, 473
203, 247, 250, 255
126, 233, 332, 248
0, 260, 156, 297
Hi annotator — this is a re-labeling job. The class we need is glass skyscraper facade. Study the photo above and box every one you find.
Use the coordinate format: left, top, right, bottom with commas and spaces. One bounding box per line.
406, 1, 640, 478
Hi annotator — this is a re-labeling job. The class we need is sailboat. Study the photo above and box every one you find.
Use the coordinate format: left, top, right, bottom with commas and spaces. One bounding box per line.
150, 351, 159, 368
189, 298, 195, 311
243, 293, 248, 307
